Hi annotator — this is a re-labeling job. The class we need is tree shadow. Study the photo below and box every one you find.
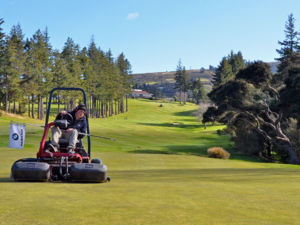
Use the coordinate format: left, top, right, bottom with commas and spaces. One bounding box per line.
138, 122, 205, 129
180, 118, 200, 122
0, 177, 13, 183
130, 144, 263, 162
130, 146, 207, 157
173, 109, 198, 117
0, 177, 102, 184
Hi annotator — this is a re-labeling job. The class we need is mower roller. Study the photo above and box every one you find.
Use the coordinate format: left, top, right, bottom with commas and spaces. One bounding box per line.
11, 87, 110, 183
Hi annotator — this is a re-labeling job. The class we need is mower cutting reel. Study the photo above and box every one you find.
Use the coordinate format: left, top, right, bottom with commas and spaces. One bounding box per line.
11, 87, 110, 183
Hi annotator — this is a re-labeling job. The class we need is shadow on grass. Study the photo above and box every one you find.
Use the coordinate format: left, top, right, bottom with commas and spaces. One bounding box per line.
0, 177, 104, 184
130, 146, 207, 158
173, 109, 198, 117
111, 168, 300, 183
130, 144, 264, 163
0, 177, 13, 183
138, 122, 205, 129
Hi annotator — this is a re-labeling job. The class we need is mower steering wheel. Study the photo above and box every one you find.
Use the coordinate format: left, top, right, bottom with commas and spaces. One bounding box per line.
60, 112, 74, 124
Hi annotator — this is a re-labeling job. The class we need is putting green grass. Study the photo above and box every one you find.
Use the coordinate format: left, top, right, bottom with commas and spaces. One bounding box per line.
0, 99, 300, 225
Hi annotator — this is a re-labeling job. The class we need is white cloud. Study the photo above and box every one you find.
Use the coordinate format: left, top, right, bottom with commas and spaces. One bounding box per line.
127, 12, 139, 20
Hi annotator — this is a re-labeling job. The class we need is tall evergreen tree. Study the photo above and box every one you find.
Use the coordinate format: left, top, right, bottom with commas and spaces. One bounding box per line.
191, 78, 206, 104
213, 57, 234, 87
213, 51, 245, 89
116, 52, 132, 112
61, 37, 82, 109
0, 24, 131, 118
61, 37, 82, 88
280, 52, 300, 125
275, 13, 299, 84
3, 24, 25, 113
229, 51, 245, 75
51, 50, 70, 112
23, 29, 52, 119
174, 59, 190, 104
0, 18, 6, 110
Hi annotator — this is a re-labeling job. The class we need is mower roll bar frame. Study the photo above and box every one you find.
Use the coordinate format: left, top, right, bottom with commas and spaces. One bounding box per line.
44, 87, 91, 157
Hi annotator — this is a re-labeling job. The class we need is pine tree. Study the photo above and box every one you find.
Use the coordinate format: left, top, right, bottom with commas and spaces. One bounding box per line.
2, 24, 25, 113
0, 23, 132, 118
279, 50, 300, 126
0, 18, 6, 110
191, 78, 206, 104
174, 60, 190, 104
276, 14, 299, 81
213, 57, 234, 87
61, 38, 82, 86
116, 52, 132, 112
51, 50, 70, 112
181, 66, 190, 104
229, 51, 245, 75
213, 51, 245, 89
23, 29, 52, 119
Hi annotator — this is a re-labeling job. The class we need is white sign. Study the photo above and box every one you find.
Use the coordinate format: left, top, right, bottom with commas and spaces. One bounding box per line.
9, 123, 26, 149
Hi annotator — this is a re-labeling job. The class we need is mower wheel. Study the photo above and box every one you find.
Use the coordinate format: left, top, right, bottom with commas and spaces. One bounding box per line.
11, 160, 50, 181
14, 158, 39, 163
91, 158, 102, 164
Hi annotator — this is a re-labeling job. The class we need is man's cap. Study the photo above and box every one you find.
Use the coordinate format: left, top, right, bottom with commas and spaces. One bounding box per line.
76, 104, 86, 112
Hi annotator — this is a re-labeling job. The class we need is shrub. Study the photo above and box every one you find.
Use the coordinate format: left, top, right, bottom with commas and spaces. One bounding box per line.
232, 120, 265, 157
207, 147, 230, 159
285, 118, 300, 158
217, 129, 228, 135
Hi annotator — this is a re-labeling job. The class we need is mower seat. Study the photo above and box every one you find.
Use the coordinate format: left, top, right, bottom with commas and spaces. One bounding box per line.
58, 138, 83, 148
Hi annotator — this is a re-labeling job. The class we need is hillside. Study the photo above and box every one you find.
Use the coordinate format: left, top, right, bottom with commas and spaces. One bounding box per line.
131, 69, 214, 97
130, 62, 279, 97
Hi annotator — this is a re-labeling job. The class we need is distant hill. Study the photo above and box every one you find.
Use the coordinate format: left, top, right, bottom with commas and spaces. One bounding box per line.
131, 62, 279, 97
131, 69, 214, 97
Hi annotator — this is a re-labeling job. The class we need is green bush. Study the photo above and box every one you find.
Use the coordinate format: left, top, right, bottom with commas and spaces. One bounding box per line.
232, 120, 265, 157
285, 118, 300, 158
207, 147, 230, 159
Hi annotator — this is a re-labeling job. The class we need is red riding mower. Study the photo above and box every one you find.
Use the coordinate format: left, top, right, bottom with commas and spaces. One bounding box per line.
11, 87, 110, 183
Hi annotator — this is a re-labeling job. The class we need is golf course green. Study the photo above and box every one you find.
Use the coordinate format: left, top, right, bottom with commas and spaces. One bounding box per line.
0, 99, 300, 225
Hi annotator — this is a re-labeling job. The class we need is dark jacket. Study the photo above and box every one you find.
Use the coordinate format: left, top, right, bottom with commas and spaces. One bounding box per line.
56, 110, 87, 139
69, 110, 87, 139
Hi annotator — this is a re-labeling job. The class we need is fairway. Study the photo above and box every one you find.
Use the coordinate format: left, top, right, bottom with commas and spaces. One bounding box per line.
1, 99, 300, 225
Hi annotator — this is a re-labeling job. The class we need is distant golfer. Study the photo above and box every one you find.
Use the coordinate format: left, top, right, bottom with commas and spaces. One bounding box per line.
48, 104, 87, 153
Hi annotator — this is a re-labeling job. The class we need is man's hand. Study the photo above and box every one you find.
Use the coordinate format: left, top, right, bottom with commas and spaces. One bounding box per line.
66, 128, 73, 132
60, 111, 67, 115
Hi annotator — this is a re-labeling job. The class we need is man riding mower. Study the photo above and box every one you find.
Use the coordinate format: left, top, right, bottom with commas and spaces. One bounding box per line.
11, 87, 110, 183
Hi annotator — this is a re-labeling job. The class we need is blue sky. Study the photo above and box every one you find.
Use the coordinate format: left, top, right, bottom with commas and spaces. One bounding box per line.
1, 0, 300, 73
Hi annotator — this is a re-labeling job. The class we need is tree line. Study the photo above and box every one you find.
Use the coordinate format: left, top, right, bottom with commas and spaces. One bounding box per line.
173, 59, 207, 104
202, 14, 300, 164
0, 19, 132, 119
173, 52, 244, 105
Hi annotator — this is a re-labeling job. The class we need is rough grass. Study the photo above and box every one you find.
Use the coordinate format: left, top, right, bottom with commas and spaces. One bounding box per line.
207, 147, 231, 159
0, 99, 300, 225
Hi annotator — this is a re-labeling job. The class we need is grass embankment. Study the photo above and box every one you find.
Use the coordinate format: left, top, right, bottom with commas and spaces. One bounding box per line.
0, 99, 300, 225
